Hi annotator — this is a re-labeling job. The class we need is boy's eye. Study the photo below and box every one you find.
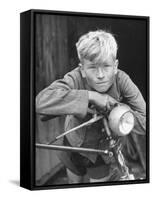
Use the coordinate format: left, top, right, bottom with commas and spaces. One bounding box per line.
104, 64, 111, 67
88, 65, 96, 69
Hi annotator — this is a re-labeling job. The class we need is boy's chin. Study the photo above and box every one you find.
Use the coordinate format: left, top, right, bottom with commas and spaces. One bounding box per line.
95, 89, 108, 93
93, 85, 110, 93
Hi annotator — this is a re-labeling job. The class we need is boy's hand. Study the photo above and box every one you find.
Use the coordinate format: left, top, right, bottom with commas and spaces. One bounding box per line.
88, 91, 118, 111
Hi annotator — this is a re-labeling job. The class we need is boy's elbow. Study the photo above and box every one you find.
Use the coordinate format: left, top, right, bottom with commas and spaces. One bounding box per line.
35, 94, 43, 113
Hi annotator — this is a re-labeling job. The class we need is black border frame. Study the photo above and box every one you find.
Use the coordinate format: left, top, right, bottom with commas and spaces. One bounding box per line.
20, 9, 150, 190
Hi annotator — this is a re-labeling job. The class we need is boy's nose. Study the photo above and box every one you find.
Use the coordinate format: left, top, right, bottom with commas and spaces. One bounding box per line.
96, 67, 104, 79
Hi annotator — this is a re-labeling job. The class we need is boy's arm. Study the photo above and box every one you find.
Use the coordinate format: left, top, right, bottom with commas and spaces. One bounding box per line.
36, 71, 89, 119
119, 71, 146, 135
36, 68, 118, 119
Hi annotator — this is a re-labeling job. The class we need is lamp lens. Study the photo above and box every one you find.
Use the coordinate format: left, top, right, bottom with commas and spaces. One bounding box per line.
119, 112, 134, 134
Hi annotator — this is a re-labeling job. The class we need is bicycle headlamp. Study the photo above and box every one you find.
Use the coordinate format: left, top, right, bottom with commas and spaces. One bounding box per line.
108, 104, 134, 136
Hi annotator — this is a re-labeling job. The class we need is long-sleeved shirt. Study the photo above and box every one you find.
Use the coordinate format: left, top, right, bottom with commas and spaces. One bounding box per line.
36, 67, 146, 173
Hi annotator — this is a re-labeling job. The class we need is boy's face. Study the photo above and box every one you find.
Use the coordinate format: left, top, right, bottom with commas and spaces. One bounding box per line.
81, 56, 118, 93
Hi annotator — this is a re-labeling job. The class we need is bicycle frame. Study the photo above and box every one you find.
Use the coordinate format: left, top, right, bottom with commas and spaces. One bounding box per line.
36, 107, 133, 180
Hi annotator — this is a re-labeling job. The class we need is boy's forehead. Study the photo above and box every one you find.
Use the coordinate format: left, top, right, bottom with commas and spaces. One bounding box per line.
83, 56, 115, 66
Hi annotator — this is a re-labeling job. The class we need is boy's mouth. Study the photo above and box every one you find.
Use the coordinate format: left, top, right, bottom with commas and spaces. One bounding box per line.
96, 81, 108, 84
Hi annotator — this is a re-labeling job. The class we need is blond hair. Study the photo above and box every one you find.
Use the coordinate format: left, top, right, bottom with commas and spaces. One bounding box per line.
76, 30, 118, 64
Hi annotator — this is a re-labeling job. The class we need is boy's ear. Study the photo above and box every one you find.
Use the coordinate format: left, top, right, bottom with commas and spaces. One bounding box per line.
79, 63, 86, 78
114, 59, 119, 74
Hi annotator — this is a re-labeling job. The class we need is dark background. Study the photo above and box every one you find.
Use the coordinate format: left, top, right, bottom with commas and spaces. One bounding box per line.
35, 13, 147, 185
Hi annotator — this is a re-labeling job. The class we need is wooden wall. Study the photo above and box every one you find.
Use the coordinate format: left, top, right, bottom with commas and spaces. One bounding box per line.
35, 14, 69, 183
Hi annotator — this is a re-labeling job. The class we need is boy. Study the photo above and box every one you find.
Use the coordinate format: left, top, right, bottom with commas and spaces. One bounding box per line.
36, 30, 146, 183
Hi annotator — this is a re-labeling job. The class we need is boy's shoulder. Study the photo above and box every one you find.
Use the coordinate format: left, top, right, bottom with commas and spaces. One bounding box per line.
116, 69, 133, 93
116, 69, 130, 82
65, 67, 84, 89
117, 69, 129, 77
66, 67, 83, 81
67, 67, 82, 76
